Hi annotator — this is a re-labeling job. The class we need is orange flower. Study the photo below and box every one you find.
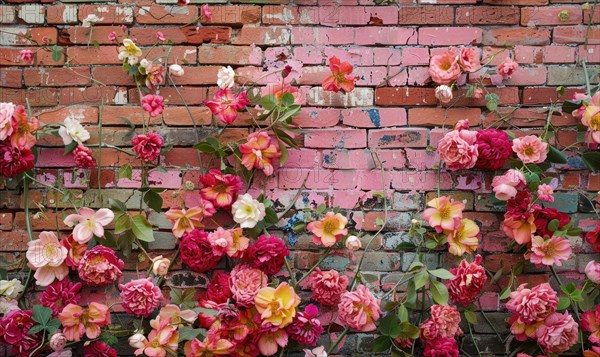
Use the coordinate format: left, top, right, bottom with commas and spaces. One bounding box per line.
165, 203, 215, 238
58, 302, 110, 342
444, 218, 479, 256
239, 131, 281, 176
307, 212, 348, 247
184, 331, 234, 356
10, 106, 39, 150
322, 56, 357, 93
422, 196, 465, 233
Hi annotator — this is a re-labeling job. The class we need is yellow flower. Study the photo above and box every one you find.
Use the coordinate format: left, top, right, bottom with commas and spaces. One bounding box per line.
118, 39, 142, 65
445, 218, 479, 256
254, 282, 300, 328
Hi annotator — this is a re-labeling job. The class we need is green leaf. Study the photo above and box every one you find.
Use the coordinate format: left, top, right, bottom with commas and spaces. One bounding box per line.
425, 239, 438, 249
178, 326, 205, 342
464, 310, 478, 324
413, 269, 429, 290
194, 142, 215, 153
206, 137, 220, 149
131, 214, 154, 242
547, 219, 560, 232
405, 280, 417, 309
143, 190, 163, 212
562, 99, 582, 115
170, 288, 197, 310
32, 305, 52, 325
64, 141, 77, 154
28, 324, 45, 334
557, 296, 571, 310
51, 45, 62, 62
546, 145, 568, 164
277, 138, 288, 166
583, 152, 600, 172
259, 95, 278, 111
379, 313, 401, 338
396, 242, 416, 251
375, 217, 384, 226
408, 261, 424, 271
397, 322, 420, 339
264, 207, 278, 225
45, 319, 60, 334
372, 335, 392, 353
316, 204, 326, 214
429, 269, 455, 280
119, 164, 133, 180
109, 198, 127, 212
99, 331, 119, 346
398, 304, 409, 323
429, 279, 449, 305
281, 92, 295, 107
113, 213, 130, 234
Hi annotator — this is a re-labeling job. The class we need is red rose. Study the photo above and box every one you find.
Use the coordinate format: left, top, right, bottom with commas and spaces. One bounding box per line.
180, 229, 222, 273
475, 129, 512, 171
243, 234, 289, 275
131, 131, 163, 162
586, 224, 600, 252
0, 141, 34, 178
424, 337, 459, 357
206, 271, 231, 304
78, 246, 124, 287
447, 255, 487, 306
73, 144, 96, 169
533, 206, 570, 238
0, 310, 43, 357
84, 341, 117, 357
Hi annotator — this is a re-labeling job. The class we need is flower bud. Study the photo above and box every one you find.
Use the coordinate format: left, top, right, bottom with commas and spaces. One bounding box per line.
345, 236, 361, 251
152, 256, 171, 276
435, 85, 453, 104
169, 64, 184, 77
128, 333, 148, 349
50, 332, 68, 352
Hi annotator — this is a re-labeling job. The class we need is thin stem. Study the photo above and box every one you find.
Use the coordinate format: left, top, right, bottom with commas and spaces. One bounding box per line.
327, 326, 349, 355
467, 320, 482, 357
550, 266, 581, 322
582, 60, 592, 95
296, 248, 332, 286
283, 258, 297, 289
277, 175, 309, 220
97, 99, 104, 200
29, 330, 46, 357
480, 309, 504, 342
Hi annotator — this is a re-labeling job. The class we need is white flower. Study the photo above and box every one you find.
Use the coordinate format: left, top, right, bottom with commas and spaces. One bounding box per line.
435, 85, 453, 104
345, 235, 362, 251
231, 193, 265, 229
140, 59, 152, 73
217, 66, 236, 89
0, 297, 19, 314
63, 207, 114, 243
128, 333, 148, 349
169, 64, 184, 77
58, 116, 90, 145
82, 14, 104, 27
0, 279, 24, 299
304, 346, 327, 357
118, 39, 142, 66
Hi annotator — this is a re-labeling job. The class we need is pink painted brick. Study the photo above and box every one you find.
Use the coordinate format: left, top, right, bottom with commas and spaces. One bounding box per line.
291, 27, 354, 45
296, 66, 330, 85
376, 149, 407, 169
307, 87, 374, 107
110, 170, 183, 189
401, 47, 430, 66
543, 45, 577, 63
504, 66, 547, 85
429, 128, 450, 148
322, 149, 376, 169
354, 66, 388, 86
387, 68, 408, 86
304, 127, 367, 148
342, 108, 407, 128
331, 190, 363, 209
357, 169, 392, 190
355, 27, 418, 46
514, 45, 542, 64
322, 47, 374, 66
281, 149, 322, 169
419, 27, 483, 46
319, 6, 398, 26
521, 6, 583, 26
481, 47, 512, 66
278, 169, 358, 189
292, 108, 341, 128
407, 67, 431, 86
390, 171, 453, 191
369, 128, 429, 148
405, 149, 439, 170
292, 46, 324, 65
36, 148, 76, 167
373, 48, 402, 66
579, 45, 600, 63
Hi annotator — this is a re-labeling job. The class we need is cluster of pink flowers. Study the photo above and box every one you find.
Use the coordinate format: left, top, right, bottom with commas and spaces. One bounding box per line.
420, 304, 462, 356
429, 47, 480, 85
0, 102, 38, 178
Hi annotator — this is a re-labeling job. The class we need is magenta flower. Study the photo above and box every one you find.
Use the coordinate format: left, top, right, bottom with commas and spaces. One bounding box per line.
141, 94, 164, 118
39, 279, 83, 316
119, 278, 162, 317
286, 304, 324, 346
19, 49, 34, 63
73, 144, 96, 169
131, 131, 164, 162
201, 4, 212, 21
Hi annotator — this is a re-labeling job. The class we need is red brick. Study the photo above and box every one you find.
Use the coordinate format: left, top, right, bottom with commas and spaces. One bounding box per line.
79, 5, 134, 24
1, 88, 59, 106
204, 5, 260, 25
232, 26, 290, 45
37, 106, 98, 125
0, 69, 22, 88
484, 0, 547, 4
24, 67, 91, 86
419, 27, 483, 46
483, 28, 552, 46
60, 26, 126, 45
484, 108, 577, 127
408, 108, 481, 127
3, 27, 57, 46
59, 86, 126, 106
521, 6, 582, 25
101, 106, 162, 126
554, 25, 600, 44
46, 5, 78, 24
399, 6, 454, 25
456, 6, 520, 25
375, 87, 437, 106
135, 5, 198, 24
584, 8, 600, 24
129, 87, 208, 105
66, 46, 121, 65
514, 45, 544, 64
0, 47, 64, 66
543, 45, 577, 63
91, 66, 136, 86
319, 6, 398, 26
197, 45, 262, 65
182, 27, 231, 45
522, 87, 581, 105
579, 45, 600, 63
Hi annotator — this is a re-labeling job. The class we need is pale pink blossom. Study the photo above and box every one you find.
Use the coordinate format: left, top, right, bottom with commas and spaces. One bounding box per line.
537, 184, 554, 202
156, 32, 166, 42
497, 57, 519, 79
429, 50, 461, 85
207, 227, 234, 257
473, 87, 484, 99
536, 312, 579, 354
438, 120, 478, 171
19, 49, 34, 63
152, 256, 171, 276
491, 169, 526, 201
586, 260, 600, 284
119, 278, 162, 317
529, 235, 572, 266
50, 332, 68, 352
0, 102, 15, 141
338, 285, 380, 332
63, 207, 114, 244
201, 4, 212, 21
512, 135, 548, 164
345, 235, 361, 251
26, 231, 69, 286
458, 47, 480, 72
230, 264, 268, 307
107, 31, 117, 42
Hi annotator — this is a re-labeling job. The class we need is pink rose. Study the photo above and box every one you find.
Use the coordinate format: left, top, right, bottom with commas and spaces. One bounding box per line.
429, 50, 461, 85
420, 304, 462, 340
507, 283, 557, 335
582, 305, 600, 345
73, 144, 96, 169
458, 47, 480, 72
496, 57, 519, 79
586, 260, 600, 284
107, 31, 117, 42
338, 284, 380, 332
512, 135, 548, 164
536, 183, 554, 202
131, 131, 163, 162
230, 264, 268, 307
78, 246, 124, 286
536, 312, 578, 354
119, 278, 162, 317
424, 337, 459, 357
50, 332, 68, 352
437, 123, 478, 171
19, 49, 34, 63
491, 169, 526, 200
0, 102, 15, 141
141, 94, 164, 117
308, 268, 349, 307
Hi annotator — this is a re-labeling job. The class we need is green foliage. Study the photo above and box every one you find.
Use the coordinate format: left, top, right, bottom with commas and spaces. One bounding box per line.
29, 305, 60, 335
170, 288, 197, 310
429, 279, 449, 305
131, 214, 154, 242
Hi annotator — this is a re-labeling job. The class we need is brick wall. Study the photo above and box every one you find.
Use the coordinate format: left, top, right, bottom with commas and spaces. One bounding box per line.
1, 0, 599, 355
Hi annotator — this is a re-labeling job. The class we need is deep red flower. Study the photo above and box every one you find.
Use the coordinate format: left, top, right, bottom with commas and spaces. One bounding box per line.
447, 255, 487, 306
200, 168, 243, 209
506, 190, 533, 220
0, 309, 43, 357
243, 234, 289, 275
286, 304, 324, 346
83, 341, 117, 357
532, 206, 570, 238
475, 129, 512, 171
77, 246, 124, 286
180, 229, 222, 273
423, 337, 459, 357
206, 271, 232, 304
73, 144, 96, 169
586, 224, 600, 252
0, 141, 34, 178
131, 131, 163, 162
39, 279, 83, 316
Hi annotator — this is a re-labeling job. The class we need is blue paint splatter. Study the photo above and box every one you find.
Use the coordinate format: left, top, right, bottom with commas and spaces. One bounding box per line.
282, 212, 306, 247
366, 109, 380, 127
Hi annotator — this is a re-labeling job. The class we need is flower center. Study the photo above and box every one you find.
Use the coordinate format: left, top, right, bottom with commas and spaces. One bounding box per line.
590, 114, 600, 131
323, 220, 336, 234
524, 146, 535, 156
